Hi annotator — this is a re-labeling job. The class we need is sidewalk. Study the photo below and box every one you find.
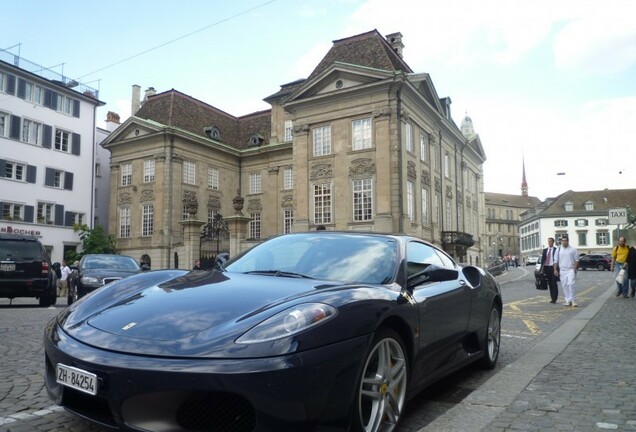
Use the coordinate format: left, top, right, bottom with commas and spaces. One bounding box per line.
419, 268, 636, 431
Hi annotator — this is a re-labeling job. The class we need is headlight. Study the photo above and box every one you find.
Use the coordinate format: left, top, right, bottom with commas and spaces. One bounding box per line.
80, 275, 101, 286
236, 303, 337, 344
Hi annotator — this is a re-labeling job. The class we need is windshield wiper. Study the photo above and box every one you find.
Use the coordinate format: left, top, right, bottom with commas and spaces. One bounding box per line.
244, 270, 314, 279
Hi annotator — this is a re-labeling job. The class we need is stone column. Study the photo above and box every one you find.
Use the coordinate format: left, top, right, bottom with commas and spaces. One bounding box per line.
225, 215, 251, 258
179, 220, 205, 269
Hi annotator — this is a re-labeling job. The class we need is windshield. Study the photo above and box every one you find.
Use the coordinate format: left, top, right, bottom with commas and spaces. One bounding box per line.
225, 233, 398, 284
82, 255, 140, 270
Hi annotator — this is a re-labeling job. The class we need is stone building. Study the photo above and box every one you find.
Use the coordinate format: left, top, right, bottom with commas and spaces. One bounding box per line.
102, 30, 488, 269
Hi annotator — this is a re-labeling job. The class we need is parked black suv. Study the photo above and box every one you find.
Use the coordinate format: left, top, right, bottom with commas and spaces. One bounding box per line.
578, 254, 611, 271
0, 234, 57, 306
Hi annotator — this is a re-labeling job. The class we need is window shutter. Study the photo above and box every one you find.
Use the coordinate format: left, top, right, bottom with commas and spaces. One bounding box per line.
0, 159, 5, 175
65, 211, 74, 227
45, 168, 54, 186
17, 78, 26, 99
0, 202, 3, 217
6, 74, 16, 95
44, 89, 52, 108
64, 172, 73, 190
73, 99, 80, 118
71, 133, 81, 155
55, 205, 64, 226
43, 125, 53, 148
9, 115, 21, 139
26, 165, 36, 183
24, 205, 34, 223
50, 91, 58, 110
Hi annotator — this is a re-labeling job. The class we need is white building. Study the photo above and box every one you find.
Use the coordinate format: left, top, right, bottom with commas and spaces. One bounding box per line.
519, 189, 636, 257
0, 50, 104, 262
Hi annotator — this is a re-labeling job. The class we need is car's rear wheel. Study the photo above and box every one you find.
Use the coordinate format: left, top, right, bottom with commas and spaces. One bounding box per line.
479, 304, 501, 369
355, 328, 408, 432
597, 263, 605, 271
67, 283, 78, 305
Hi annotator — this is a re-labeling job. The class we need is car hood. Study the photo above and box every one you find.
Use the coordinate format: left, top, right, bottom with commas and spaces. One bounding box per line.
59, 270, 350, 358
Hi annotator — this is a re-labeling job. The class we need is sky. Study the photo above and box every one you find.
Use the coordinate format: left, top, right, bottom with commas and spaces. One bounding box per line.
4, 0, 636, 201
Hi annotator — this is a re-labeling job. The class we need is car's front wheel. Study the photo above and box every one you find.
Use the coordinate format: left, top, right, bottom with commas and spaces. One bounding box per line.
479, 304, 501, 369
597, 263, 605, 271
355, 328, 408, 432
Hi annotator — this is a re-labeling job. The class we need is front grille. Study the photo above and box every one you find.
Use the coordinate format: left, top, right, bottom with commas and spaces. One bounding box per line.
176, 392, 256, 432
63, 387, 116, 427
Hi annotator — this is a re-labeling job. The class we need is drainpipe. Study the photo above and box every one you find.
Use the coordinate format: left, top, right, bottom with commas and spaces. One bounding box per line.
438, 128, 444, 238
167, 134, 174, 268
392, 72, 405, 233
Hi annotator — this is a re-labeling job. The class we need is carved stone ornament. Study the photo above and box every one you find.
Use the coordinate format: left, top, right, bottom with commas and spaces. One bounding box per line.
182, 191, 198, 216
428, 133, 437, 145
373, 108, 391, 118
140, 190, 155, 202
207, 195, 221, 212
473, 199, 478, 210
310, 163, 333, 181
421, 170, 431, 186
268, 166, 280, 175
118, 192, 132, 205
247, 198, 263, 212
466, 195, 472, 209
281, 195, 294, 208
233, 195, 244, 213
457, 191, 463, 202
446, 185, 453, 199
407, 161, 417, 180
434, 178, 441, 192
294, 124, 310, 136
349, 158, 375, 177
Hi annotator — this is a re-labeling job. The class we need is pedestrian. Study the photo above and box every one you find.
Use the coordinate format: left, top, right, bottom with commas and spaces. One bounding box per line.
610, 236, 630, 298
193, 259, 201, 270
554, 235, 579, 307
541, 237, 559, 303
626, 243, 636, 298
59, 260, 71, 297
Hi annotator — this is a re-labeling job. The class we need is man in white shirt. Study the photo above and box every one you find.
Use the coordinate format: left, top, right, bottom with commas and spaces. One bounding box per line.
59, 260, 71, 297
554, 235, 579, 307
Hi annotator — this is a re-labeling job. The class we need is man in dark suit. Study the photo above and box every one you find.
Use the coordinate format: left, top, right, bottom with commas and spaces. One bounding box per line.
542, 237, 559, 303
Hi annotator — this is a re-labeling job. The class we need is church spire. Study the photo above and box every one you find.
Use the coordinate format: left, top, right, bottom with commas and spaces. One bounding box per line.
521, 156, 528, 197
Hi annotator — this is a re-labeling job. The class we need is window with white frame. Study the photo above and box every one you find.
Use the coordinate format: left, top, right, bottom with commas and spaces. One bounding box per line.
432, 145, 438, 170
564, 202, 573, 211
51, 169, 63, 188
445, 200, 452, 230
22, 119, 41, 145
444, 153, 451, 178
249, 212, 261, 239
67, 212, 85, 225
4, 160, 25, 181
2, 202, 24, 221
56, 94, 73, 115
0, 72, 7, 92
143, 159, 155, 183
434, 193, 440, 224
284, 209, 294, 234
249, 172, 262, 194
32, 85, 43, 104
55, 129, 70, 152
183, 161, 196, 185
142, 204, 154, 236
420, 132, 428, 162
314, 183, 332, 224
182, 205, 191, 221
283, 167, 293, 190
207, 167, 219, 189
405, 122, 413, 153
595, 218, 608, 226
207, 208, 217, 225
596, 231, 609, 245
584, 201, 594, 211
554, 219, 568, 227
0, 111, 7, 137
575, 219, 588, 227
95, 163, 101, 177
284, 120, 293, 142
406, 181, 414, 221
121, 163, 132, 186
37, 202, 54, 223
352, 118, 372, 150
119, 207, 131, 238
313, 126, 332, 156
353, 178, 373, 222
421, 188, 429, 226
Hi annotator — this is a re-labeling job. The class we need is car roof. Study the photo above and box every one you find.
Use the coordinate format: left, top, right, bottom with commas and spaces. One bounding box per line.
0, 233, 41, 241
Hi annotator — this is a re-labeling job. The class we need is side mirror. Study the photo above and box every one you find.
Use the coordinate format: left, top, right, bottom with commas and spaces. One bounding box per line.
407, 264, 458, 288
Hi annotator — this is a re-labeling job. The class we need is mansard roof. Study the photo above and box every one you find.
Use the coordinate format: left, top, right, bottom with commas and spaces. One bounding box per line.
539, 189, 636, 216
134, 89, 271, 150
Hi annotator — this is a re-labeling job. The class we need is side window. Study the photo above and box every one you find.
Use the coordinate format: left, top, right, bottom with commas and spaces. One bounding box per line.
406, 241, 443, 277
435, 250, 456, 269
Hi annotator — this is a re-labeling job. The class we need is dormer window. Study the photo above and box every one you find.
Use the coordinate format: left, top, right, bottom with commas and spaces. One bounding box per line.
248, 134, 264, 147
584, 201, 594, 211
204, 126, 221, 140
564, 201, 573, 211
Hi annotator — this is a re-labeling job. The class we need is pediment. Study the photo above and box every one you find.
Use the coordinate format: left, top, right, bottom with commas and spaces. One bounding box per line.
466, 134, 487, 163
101, 117, 162, 148
407, 73, 444, 116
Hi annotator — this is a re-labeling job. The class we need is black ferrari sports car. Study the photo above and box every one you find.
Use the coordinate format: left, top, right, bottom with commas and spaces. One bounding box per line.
44, 232, 502, 432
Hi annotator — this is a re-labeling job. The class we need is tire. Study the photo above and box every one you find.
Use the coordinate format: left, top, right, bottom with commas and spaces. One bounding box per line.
67, 283, 78, 306
596, 263, 605, 271
354, 329, 408, 432
479, 304, 501, 369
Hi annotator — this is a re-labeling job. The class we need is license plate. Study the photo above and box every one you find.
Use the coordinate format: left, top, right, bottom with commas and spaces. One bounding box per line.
0, 263, 15, 272
56, 364, 98, 396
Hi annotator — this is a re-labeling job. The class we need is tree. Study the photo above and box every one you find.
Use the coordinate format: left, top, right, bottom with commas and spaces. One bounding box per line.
66, 224, 117, 261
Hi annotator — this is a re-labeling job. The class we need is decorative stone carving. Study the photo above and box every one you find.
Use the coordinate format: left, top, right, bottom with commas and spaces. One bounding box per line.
446, 185, 453, 199
281, 195, 293, 208
140, 190, 154, 202
118, 192, 132, 205
268, 166, 280, 174
466, 195, 472, 209
407, 161, 417, 180
373, 108, 391, 118
310, 163, 333, 181
349, 158, 375, 177
473, 199, 478, 210
233, 194, 244, 214
247, 198, 263, 212
207, 195, 221, 212
421, 170, 431, 186
457, 191, 463, 203
434, 178, 441, 192
182, 191, 198, 216
294, 124, 310, 136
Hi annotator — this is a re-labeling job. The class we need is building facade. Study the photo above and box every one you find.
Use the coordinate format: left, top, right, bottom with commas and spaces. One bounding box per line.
102, 30, 488, 269
519, 189, 636, 257
0, 50, 103, 263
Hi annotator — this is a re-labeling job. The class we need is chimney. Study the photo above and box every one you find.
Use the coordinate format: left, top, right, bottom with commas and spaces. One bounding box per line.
142, 87, 156, 106
131, 84, 141, 115
105, 111, 121, 132
385, 32, 404, 58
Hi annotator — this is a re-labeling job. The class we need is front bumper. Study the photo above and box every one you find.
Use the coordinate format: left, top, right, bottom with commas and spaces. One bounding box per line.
44, 319, 371, 432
